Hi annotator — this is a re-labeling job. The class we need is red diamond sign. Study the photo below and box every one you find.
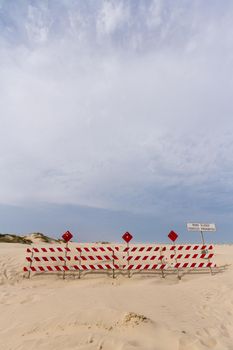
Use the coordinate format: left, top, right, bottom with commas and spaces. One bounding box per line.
122, 232, 133, 243
62, 230, 73, 243
168, 230, 178, 242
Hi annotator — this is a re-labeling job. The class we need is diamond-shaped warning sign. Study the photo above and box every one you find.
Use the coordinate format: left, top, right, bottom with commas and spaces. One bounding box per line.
168, 230, 178, 242
62, 230, 73, 242
122, 232, 133, 243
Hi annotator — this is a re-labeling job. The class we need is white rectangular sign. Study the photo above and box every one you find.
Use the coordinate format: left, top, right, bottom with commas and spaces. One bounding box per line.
187, 223, 216, 232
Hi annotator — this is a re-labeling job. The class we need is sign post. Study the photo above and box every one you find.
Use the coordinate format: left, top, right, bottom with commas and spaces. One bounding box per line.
168, 230, 180, 279
62, 230, 73, 280
187, 223, 216, 275
122, 232, 133, 278
187, 223, 216, 246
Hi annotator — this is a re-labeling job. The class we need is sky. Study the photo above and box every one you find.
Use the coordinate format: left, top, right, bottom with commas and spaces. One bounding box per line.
0, 0, 233, 243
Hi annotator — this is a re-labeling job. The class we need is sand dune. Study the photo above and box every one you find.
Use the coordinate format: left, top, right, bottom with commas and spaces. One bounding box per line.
0, 243, 232, 350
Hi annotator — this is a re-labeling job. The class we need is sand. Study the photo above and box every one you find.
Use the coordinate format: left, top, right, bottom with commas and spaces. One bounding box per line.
0, 243, 232, 350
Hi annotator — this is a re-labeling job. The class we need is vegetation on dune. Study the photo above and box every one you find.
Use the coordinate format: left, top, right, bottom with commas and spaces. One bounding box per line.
0, 232, 59, 244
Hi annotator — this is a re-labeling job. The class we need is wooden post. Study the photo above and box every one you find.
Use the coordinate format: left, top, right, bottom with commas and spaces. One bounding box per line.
78, 249, 82, 279
127, 242, 131, 278
160, 246, 165, 278
28, 248, 34, 279
63, 242, 68, 280
174, 244, 181, 280
112, 248, 115, 279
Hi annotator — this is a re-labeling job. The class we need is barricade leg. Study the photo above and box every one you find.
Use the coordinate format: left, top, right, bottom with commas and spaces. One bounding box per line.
112, 250, 115, 279
160, 247, 165, 278
78, 251, 82, 279
28, 249, 34, 279
63, 242, 68, 280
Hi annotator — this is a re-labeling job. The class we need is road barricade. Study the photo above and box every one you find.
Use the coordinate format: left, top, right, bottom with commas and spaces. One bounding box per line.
23, 244, 217, 279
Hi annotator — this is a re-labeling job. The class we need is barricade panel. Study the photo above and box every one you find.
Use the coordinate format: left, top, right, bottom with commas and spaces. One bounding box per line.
23, 244, 217, 278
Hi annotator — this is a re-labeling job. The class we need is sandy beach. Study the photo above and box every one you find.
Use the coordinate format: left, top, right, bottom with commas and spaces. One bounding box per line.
0, 243, 232, 350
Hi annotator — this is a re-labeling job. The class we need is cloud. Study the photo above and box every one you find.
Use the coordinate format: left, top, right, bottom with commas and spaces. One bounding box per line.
0, 0, 233, 222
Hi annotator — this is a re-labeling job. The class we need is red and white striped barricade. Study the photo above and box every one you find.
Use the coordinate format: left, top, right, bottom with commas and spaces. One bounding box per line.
163, 245, 216, 277
23, 244, 217, 279
121, 245, 167, 277
23, 245, 120, 278
23, 246, 73, 277
74, 246, 120, 277
120, 244, 216, 277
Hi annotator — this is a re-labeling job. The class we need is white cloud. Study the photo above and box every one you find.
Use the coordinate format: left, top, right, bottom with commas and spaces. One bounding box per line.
0, 0, 233, 217
97, 1, 129, 36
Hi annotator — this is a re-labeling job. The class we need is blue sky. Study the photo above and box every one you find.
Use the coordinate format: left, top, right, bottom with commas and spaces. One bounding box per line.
0, 0, 233, 243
